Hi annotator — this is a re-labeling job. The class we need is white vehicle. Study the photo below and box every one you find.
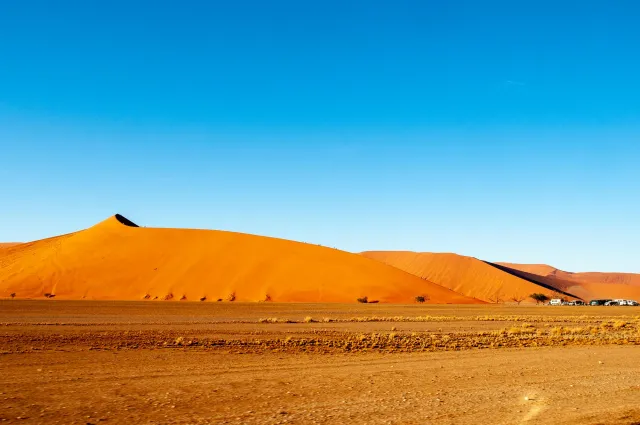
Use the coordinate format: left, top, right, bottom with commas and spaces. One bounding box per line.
549, 299, 563, 306
613, 299, 628, 306
627, 300, 640, 306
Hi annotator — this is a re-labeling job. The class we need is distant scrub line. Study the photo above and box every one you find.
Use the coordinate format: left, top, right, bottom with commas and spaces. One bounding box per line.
3, 315, 640, 327
3, 320, 640, 354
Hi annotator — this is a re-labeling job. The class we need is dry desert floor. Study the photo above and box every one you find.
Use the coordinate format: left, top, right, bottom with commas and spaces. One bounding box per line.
1, 301, 640, 424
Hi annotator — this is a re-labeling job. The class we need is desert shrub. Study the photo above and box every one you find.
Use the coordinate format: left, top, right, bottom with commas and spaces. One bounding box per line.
217, 298, 223, 302
44, 293, 55, 299
164, 293, 174, 301
303, 316, 315, 323
613, 320, 628, 330
143, 294, 151, 300
10, 293, 16, 299
529, 293, 550, 304
264, 294, 272, 302
227, 292, 236, 302
200, 296, 207, 302
357, 296, 369, 304
180, 295, 187, 301
415, 295, 428, 303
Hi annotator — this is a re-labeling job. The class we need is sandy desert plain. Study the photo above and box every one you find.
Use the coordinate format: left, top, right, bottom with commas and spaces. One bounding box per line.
2, 302, 640, 425
2, 216, 640, 424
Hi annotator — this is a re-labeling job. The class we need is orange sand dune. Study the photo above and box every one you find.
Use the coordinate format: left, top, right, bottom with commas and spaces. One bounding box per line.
361, 252, 578, 303
0, 243, 21, 249
498, 263, 640, 300
499, 262, 640, 287
0, 215, 479, 303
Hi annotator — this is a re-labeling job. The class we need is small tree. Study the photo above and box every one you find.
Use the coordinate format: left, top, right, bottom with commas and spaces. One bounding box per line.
488, 287, 504, 304
529, 293, 550, 305
10, 293, 16, 299
511, 293, 526, 305
357, 296, 369, 303
415, 295, 429, 303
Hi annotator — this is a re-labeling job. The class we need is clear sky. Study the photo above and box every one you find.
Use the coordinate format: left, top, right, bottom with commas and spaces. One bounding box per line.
1, 1, 639, 272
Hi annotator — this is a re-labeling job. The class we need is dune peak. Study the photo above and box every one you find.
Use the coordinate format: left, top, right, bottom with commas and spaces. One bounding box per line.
114, 214, 139, 227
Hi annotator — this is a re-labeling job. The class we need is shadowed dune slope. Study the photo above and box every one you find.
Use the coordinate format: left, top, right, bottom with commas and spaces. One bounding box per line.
0, 215, 480, 304
498, 263, 640, 300
361, 252, 579, 303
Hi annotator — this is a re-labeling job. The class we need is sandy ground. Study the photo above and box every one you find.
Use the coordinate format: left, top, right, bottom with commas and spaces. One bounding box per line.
1, 301, 640, 425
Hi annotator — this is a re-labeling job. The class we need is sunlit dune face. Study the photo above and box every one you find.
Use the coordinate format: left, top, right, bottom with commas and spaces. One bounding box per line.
0, 216, 480, 304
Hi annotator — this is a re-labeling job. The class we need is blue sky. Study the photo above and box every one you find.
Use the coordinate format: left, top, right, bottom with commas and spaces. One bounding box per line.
1, 1, 639, 272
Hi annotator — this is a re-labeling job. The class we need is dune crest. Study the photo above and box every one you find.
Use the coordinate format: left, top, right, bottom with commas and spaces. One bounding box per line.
0, 215, 479, 304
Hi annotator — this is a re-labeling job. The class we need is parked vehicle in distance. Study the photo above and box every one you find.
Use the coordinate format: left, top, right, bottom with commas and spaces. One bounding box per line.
549, 299, 563, 306
615, 299, 639, 306
568, 300, 585, 306
605, 300, 619, 306
589, 299, 612, 306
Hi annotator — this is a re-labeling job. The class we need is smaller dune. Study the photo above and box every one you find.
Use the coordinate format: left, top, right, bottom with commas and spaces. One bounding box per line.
361, 251, 577, 303
499, 263, 640, 300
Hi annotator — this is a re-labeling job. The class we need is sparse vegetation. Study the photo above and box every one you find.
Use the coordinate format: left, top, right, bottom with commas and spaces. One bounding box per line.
180, 295, 187, 301
529, 293, 550, 304
200, 296, 207, 302
10, 293, 16, 299
357, 296, 369, 303
415, 295, 429, 303
510, 293, 527, 305
264, 294, 272, 302
164, 293, 174, 301
143, 294, 151, 300
488, 287, 504, 304
227, 292, 236, 302
44, 293, 55, 299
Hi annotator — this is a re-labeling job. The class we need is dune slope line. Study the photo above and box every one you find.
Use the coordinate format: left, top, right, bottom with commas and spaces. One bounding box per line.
0, 215, 479, 304
361, 252, 579, 303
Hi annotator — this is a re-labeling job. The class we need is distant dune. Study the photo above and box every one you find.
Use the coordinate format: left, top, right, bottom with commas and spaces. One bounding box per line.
0, 215, 479, 304
498, 263, 640, 300
0, 243, 21, 249
360, 252, 578, 303
499, 262, 640, 286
